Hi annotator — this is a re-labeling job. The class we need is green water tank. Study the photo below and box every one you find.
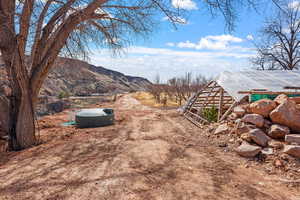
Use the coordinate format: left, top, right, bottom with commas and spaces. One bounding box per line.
75, 108, 114, 128
250, 94, 300, 102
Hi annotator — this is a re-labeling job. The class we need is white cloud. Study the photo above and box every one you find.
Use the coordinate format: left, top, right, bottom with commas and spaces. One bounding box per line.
288, 1, 300, 9
205, 35, 243, 43
172, 0, 198, 10
177, 40, 197, 48
246, 34, 254, 40
166, 42, 175, 47
90, 46, 254, 82
123, 46, 252, 58
175, 34, 243, 50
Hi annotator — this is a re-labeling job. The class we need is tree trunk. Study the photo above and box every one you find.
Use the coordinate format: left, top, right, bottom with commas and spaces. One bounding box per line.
1, 41, 37, 151
9, 92, 36, 151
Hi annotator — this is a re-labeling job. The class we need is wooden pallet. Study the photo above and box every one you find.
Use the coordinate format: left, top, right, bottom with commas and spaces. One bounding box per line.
183, 81, 236, 127
183, 110, 208, 127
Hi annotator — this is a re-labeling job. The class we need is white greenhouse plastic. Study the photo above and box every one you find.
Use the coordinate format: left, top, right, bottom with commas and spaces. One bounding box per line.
216, 71, 300, 101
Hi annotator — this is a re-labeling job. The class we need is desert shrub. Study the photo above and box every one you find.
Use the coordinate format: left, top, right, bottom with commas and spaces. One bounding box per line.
58, 91, 70, 99
201, 106, 218, 122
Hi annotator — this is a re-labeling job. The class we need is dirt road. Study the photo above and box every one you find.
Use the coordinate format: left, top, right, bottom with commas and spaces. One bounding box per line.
0, 95, 299, 200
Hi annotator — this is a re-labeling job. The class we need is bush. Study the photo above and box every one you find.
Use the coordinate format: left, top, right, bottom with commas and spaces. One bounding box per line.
201, 106, 218, 122
58, 91, 70, 99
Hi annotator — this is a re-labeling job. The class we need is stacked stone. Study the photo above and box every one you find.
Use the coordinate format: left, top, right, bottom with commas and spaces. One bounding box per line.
216, 94, 300, 158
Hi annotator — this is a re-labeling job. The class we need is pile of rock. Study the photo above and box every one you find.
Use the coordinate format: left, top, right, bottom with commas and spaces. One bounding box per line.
218, 94, 300, 158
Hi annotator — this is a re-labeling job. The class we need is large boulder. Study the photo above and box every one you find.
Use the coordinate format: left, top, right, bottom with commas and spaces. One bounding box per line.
235, 142, 261, 157
241, 114, 264, 128
285, 134, 300, 144
270, 99, 300, 132
283, 145, 300, 158
249, 129, 271, 147
274, 94, 288, 105
268, 124, 290, 139
249, 99, 277, 117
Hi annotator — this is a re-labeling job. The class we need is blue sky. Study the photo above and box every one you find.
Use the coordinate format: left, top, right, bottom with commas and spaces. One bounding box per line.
90, 0, 280, 82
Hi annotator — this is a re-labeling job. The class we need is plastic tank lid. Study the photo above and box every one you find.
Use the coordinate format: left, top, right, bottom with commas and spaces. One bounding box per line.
76, 108, 107, 117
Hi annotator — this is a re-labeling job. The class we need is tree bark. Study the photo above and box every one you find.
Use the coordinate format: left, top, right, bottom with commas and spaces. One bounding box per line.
8, 87, 36, 151
2, 48, 37, 151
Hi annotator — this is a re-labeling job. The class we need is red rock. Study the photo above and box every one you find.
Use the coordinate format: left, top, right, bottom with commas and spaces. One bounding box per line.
268, 124, 290, 139
263, 119, 272, 129
285, 134, 300, 144
235, 142, 261, 157
249, 99, 277, 117
242, 114, 264, 128
270, 99, 300, 132
249, 129, 271, 147
234, 121, 255, 135
274, 94, 288, 105
268, 140, 284, 149
283, 145, 300, 158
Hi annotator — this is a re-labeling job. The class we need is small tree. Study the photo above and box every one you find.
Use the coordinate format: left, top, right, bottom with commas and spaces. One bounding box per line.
166, 73, 209, 105
148, 74, 163, 103
253, 0, 300, 70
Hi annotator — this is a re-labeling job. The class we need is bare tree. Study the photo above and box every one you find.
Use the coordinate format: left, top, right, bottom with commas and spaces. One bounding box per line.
166, 73, 208, 105
251, 52, 277, 70
147, 73, 208, 105
253, 0, 300, 70
148, 74, 163, 103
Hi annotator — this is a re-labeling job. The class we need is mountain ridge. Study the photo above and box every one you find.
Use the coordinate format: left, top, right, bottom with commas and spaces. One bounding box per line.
0, 56, 151, 97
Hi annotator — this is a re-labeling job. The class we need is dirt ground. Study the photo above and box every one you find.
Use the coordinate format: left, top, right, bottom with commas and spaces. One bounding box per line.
0, 94, 299, 200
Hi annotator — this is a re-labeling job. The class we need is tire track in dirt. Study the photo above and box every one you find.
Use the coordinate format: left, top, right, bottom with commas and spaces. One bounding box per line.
118, 96, 297, 199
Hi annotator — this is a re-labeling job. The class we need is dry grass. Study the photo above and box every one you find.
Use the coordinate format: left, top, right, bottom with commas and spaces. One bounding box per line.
132, 92, 181, 108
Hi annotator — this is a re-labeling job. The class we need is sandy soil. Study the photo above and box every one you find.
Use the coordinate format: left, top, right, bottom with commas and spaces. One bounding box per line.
0, 94, 299, 200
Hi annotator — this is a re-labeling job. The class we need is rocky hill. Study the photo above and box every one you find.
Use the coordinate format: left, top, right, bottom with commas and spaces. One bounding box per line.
0, 57, 151, 97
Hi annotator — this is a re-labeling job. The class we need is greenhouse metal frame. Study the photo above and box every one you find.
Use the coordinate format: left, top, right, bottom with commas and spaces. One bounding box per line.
183, 71, 300, 127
